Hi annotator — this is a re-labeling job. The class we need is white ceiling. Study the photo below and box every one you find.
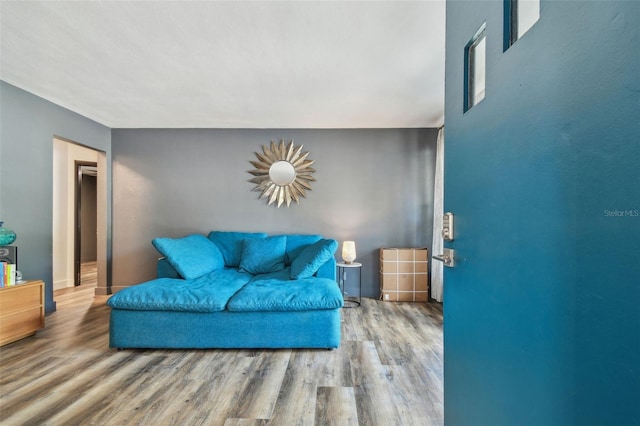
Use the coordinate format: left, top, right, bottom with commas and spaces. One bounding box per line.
0, 1, 445, 129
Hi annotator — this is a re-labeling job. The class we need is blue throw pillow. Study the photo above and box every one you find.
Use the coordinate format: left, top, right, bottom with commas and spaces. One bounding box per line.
207, 231, 268, 267
290, 239, 338, 279
281, 234, 322, 265
152, 234, 225, 280
239, 235, 287, 275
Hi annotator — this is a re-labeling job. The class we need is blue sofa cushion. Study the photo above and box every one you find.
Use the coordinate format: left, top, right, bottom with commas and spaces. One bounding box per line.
107, 269, 253, 312
281, 234, 322, 265
207, 231, 268, 267
290, 239, 338, 279
227, 270, 344, 312
239, 235, 286, 274
152, 234, 224, 280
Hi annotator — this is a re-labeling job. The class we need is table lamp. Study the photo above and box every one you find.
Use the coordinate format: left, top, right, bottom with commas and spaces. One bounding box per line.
342, 241, 356, 264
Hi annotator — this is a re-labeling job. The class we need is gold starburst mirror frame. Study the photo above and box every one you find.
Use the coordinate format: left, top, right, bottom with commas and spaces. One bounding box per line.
248, 139, 316, 208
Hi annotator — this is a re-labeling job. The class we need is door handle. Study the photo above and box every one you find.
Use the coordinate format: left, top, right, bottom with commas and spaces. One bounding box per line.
433, 248, 455, 267
433, 254, 452, 264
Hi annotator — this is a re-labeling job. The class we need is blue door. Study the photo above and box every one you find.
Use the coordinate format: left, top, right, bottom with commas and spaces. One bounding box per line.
443, 1, 639, 424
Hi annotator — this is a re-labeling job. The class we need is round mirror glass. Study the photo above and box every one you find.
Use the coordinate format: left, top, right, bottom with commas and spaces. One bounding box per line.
269, 161, 296, 186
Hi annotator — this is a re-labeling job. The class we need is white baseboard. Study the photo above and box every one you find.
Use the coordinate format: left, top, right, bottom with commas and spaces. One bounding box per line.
53, 278, 73, 291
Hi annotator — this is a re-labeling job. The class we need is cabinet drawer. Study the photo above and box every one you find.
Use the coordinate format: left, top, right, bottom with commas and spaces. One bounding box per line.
0, 282, 43, 312
0, 307, 44, 346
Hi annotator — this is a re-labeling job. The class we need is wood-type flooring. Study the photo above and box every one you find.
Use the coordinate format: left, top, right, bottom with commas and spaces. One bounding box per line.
0, 265, 443, 425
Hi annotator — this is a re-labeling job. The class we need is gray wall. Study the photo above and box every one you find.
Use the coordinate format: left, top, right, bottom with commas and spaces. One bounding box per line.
112, 128, 437, 297
0, 81, 112, 313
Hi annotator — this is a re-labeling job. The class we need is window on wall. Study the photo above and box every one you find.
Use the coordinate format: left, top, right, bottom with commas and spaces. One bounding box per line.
505, 0, 540, 49
464, 24, 486, 112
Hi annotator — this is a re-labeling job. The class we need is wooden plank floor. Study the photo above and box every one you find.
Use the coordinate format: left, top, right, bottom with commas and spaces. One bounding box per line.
0, 269, 443, 425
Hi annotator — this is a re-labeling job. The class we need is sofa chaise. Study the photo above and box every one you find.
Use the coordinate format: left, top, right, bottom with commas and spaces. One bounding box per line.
107, 232, 343, 349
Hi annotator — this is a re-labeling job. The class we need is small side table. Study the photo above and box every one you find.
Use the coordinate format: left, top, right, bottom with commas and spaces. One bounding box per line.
336, 262, 362, 307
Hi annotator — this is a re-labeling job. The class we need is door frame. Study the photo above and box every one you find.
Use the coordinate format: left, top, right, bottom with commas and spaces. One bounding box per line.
74, 161, 97, 286
53, 137, 107, 294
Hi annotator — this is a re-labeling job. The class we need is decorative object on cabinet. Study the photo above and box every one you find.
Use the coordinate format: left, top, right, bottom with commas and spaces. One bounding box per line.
0, 222, 17, 246
337, 261, 362, 307
380, 248, 429, 302
248, 139, 316, 208
0, 280, 45, 346
341, 240, 356, 264
0, 246, 18, 267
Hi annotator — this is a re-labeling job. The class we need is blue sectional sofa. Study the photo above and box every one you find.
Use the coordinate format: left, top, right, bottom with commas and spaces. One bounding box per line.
107, 232, 343, 349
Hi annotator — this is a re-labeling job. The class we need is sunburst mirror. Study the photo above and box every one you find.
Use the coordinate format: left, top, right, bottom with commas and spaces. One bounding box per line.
248, 139, 316, 208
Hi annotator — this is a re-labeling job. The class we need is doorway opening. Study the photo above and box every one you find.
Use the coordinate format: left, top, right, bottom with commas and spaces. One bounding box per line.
52, 138, 107, 296
75, 162, 98, 287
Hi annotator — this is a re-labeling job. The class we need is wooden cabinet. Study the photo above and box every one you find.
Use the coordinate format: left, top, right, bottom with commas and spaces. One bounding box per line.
0, 280, 45, 346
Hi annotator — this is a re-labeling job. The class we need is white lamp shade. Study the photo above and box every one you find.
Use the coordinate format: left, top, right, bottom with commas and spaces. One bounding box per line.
342, 241, 356, 263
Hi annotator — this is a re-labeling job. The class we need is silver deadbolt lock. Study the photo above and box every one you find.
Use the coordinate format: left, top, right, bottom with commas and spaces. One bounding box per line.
442, 212, 454, 241
434, 212, 456, 267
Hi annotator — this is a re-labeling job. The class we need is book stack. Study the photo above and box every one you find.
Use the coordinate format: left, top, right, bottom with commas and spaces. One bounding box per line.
0, 262, 17, 287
